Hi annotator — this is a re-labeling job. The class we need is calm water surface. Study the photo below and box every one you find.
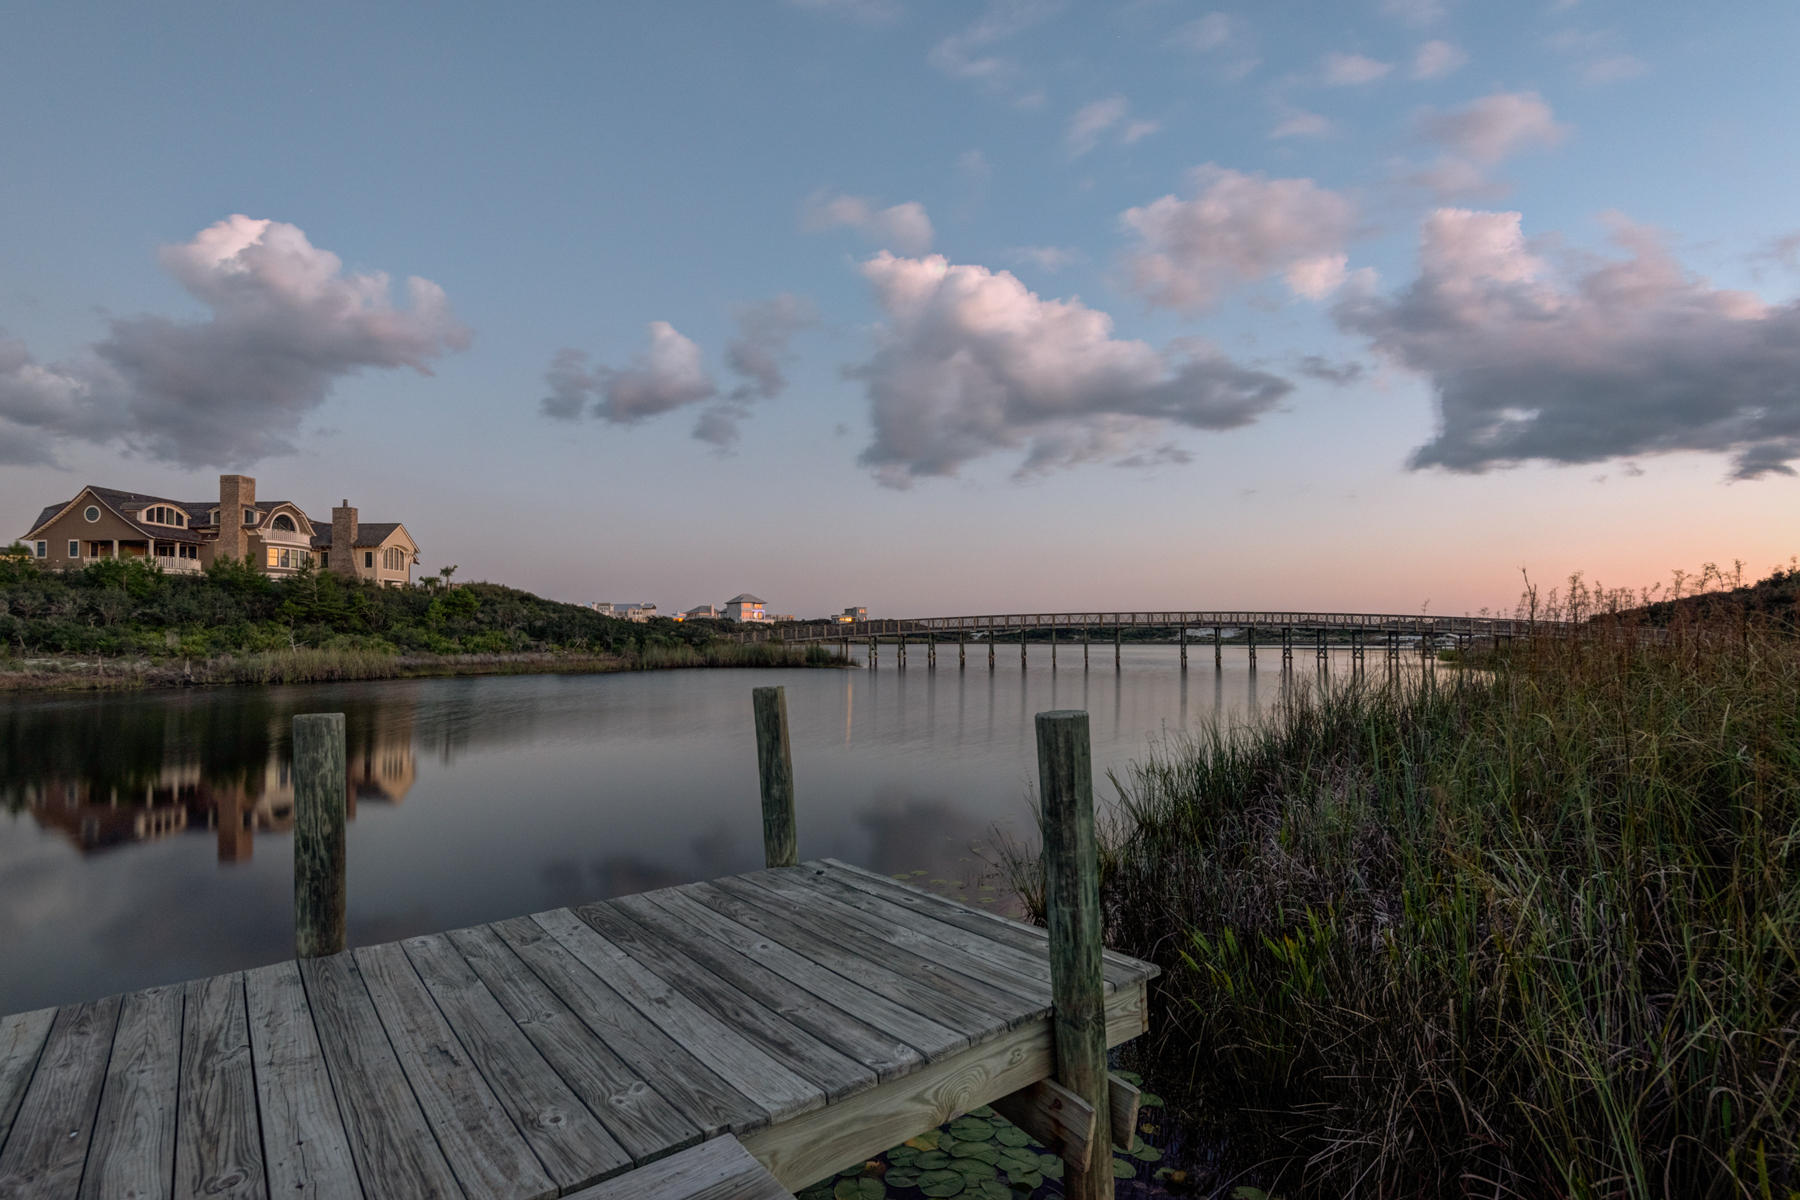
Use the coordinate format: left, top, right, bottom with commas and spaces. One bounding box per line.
0, 646, 1334, 1012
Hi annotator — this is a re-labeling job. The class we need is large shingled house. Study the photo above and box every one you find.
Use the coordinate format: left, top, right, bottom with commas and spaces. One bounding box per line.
17, 474, 419, 586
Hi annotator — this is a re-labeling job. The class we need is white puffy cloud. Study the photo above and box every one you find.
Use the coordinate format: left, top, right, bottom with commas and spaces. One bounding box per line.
1120, 165, 1358, 312
848, 253, 1291, 486
1411, 39, 1467, 79
1418, 90, 1567, 163
802, 191, 935, 254
1335, 208, 1800, 478
1321, 51, 1393, 85
0, 215, 468, 468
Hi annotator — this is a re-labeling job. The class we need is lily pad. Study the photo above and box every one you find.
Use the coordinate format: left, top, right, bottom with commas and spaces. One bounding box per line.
916, 1168, 967, 1196
1139, 1091, 1164, 1107
884, 1167, 920, 1188
993, 1125, 1030, 1148
948, 1116, 995, 1142
1112, 1157, 1136, 1179
833, 1179, 885, 1200
914, 1150, 950, 1170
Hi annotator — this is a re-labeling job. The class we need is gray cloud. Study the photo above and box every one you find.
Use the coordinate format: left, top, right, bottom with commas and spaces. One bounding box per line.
540, 321, 716, 425
848, 252, 1291, 487
0, 215, 468, 468
1335, 208, 1800, 479
544, 296, 816, 449
699, 294, 820, 448
1417, 91, 1567, 164
1120, 165, 1357, 311
1294, 355, 1366, 385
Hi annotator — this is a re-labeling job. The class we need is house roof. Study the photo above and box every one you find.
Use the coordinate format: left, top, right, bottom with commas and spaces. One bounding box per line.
27, 487, 206, 544
310, 522, 406, 550
725, 593, 766, 604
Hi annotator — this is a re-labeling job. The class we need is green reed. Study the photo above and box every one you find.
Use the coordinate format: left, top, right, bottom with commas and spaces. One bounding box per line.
1008, 603, 1800, 1198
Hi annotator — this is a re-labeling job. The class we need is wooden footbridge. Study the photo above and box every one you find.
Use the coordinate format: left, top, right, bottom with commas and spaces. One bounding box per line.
0, 698, 1150, 1200
743, 609, 1547, 669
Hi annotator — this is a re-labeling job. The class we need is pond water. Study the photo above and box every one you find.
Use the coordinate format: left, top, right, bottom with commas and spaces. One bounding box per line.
0, 645, 1342, 1014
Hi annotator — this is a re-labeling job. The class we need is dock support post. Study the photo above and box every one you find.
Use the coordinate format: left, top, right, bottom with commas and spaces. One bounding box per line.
868, 637, 877, 669
1247, 624, 1256, 669
1113, 624, 1121, 670
1083, 627, 1089, 669
1021, 628, 1028, 670
959, 633, 966, 670
928, 633, 936, 670
294, 712, 347, 958
752, 686, 797, 869
1036, 710, 1114, 1200
989, 636, 996, 671
1317, 627, 1327, 661
1179, 624, 1187, 671
1213, 625, 1222, 668
1051, 626, 1057, 671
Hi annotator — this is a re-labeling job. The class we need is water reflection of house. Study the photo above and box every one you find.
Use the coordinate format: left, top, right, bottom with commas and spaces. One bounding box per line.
21, 718, 417, 863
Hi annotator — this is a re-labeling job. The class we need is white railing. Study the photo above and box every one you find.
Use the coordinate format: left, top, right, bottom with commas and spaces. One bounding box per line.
155, 556, 203, 574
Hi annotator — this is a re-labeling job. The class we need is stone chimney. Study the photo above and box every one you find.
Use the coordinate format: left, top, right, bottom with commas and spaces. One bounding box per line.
216, 475, 256, 563
330, 499, 358, 578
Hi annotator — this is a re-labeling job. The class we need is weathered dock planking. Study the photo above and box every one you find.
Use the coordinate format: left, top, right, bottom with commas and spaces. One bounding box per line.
0, 689, 1157, 1198
0, 860, 1158, 1198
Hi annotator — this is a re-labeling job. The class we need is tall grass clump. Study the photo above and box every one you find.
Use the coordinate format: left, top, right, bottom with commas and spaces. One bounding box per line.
1037, 587, 1800, 1198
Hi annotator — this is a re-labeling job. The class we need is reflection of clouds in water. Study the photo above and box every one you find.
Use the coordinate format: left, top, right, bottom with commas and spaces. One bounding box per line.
539, 821, 745, 910
858, 784, 998, 887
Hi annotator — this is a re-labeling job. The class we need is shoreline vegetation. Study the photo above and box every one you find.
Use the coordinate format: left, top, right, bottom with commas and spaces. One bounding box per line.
0, 550, 841, 693
1003, 565, 1799, 1198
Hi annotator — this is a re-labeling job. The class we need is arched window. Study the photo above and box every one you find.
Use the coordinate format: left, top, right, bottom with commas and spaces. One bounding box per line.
382, 546, 406, 571
271, 514, 296, 533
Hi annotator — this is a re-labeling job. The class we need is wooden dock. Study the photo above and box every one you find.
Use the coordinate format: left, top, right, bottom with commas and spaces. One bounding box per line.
0, 859, 1156, 1197
0, 694, 1154, 1199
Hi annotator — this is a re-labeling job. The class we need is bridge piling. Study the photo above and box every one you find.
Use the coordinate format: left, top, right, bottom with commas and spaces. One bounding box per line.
1317, 628, 1327, 661
959, 633, 966, 670
1083, 626, 1089, 670
1114, 624, 1121, 670
928, 633, 936, 670
1051, 625, 1057, 671
1179, 624, 1187, 671
1281, 626, 1292, 665
1213, 625, 1221, 668
989, 635, 996, 671
868, 636, 877, 669
1021, 628, 1027, 670
1248, 624, 1257, 670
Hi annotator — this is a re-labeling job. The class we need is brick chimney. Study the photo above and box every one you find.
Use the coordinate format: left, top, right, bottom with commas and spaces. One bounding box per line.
330, 499, 358, 578
216, 475, 256, 563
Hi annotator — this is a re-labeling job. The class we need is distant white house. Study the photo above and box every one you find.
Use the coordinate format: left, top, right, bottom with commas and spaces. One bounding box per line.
836, 606, 867, 624
724, 593, 768, 622
590, 601, 658, 622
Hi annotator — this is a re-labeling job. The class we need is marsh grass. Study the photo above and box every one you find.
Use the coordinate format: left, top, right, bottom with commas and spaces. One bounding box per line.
1007, 587, 1800, 1198
0, 639, 841, 691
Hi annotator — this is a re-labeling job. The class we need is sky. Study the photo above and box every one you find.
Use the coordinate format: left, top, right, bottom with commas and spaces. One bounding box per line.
3, 0, 1797, 618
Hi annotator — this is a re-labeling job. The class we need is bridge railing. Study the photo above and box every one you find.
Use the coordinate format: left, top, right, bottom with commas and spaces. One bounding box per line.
737, 611, 1566, 644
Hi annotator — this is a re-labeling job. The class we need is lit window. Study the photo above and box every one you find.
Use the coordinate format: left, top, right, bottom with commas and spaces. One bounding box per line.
272, 514, 296, 533
68, 540, 79, 558
83, 505, 99, 523
267, 547, 280, 568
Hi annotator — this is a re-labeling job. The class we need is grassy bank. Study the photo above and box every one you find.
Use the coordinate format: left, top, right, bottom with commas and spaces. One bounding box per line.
1010, 624, 1799, 1197
0, 639, 840, 692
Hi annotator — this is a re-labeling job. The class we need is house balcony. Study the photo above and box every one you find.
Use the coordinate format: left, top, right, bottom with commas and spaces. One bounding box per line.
155, 556, 203, 574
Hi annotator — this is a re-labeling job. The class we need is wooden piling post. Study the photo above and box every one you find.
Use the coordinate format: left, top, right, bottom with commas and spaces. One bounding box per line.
1213, 625, 1222, 668
1021, 628, 1028, 669
868, 637, 877, 669
959, 632, 966, 670
752, 686, 798, 869
1051, 625, 1057, 671
294, 712, 347, 959
1247, 624, 1257, 669
1083, 627, 1089, 669
1179, 624, 1187, 671
1113, 624, 1120, 670
1035, 710, 1114, 1200
988, 636, 996, 670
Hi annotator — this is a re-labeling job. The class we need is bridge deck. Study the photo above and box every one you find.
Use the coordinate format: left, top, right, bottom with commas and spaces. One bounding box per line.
0, 859, 1156, 1199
